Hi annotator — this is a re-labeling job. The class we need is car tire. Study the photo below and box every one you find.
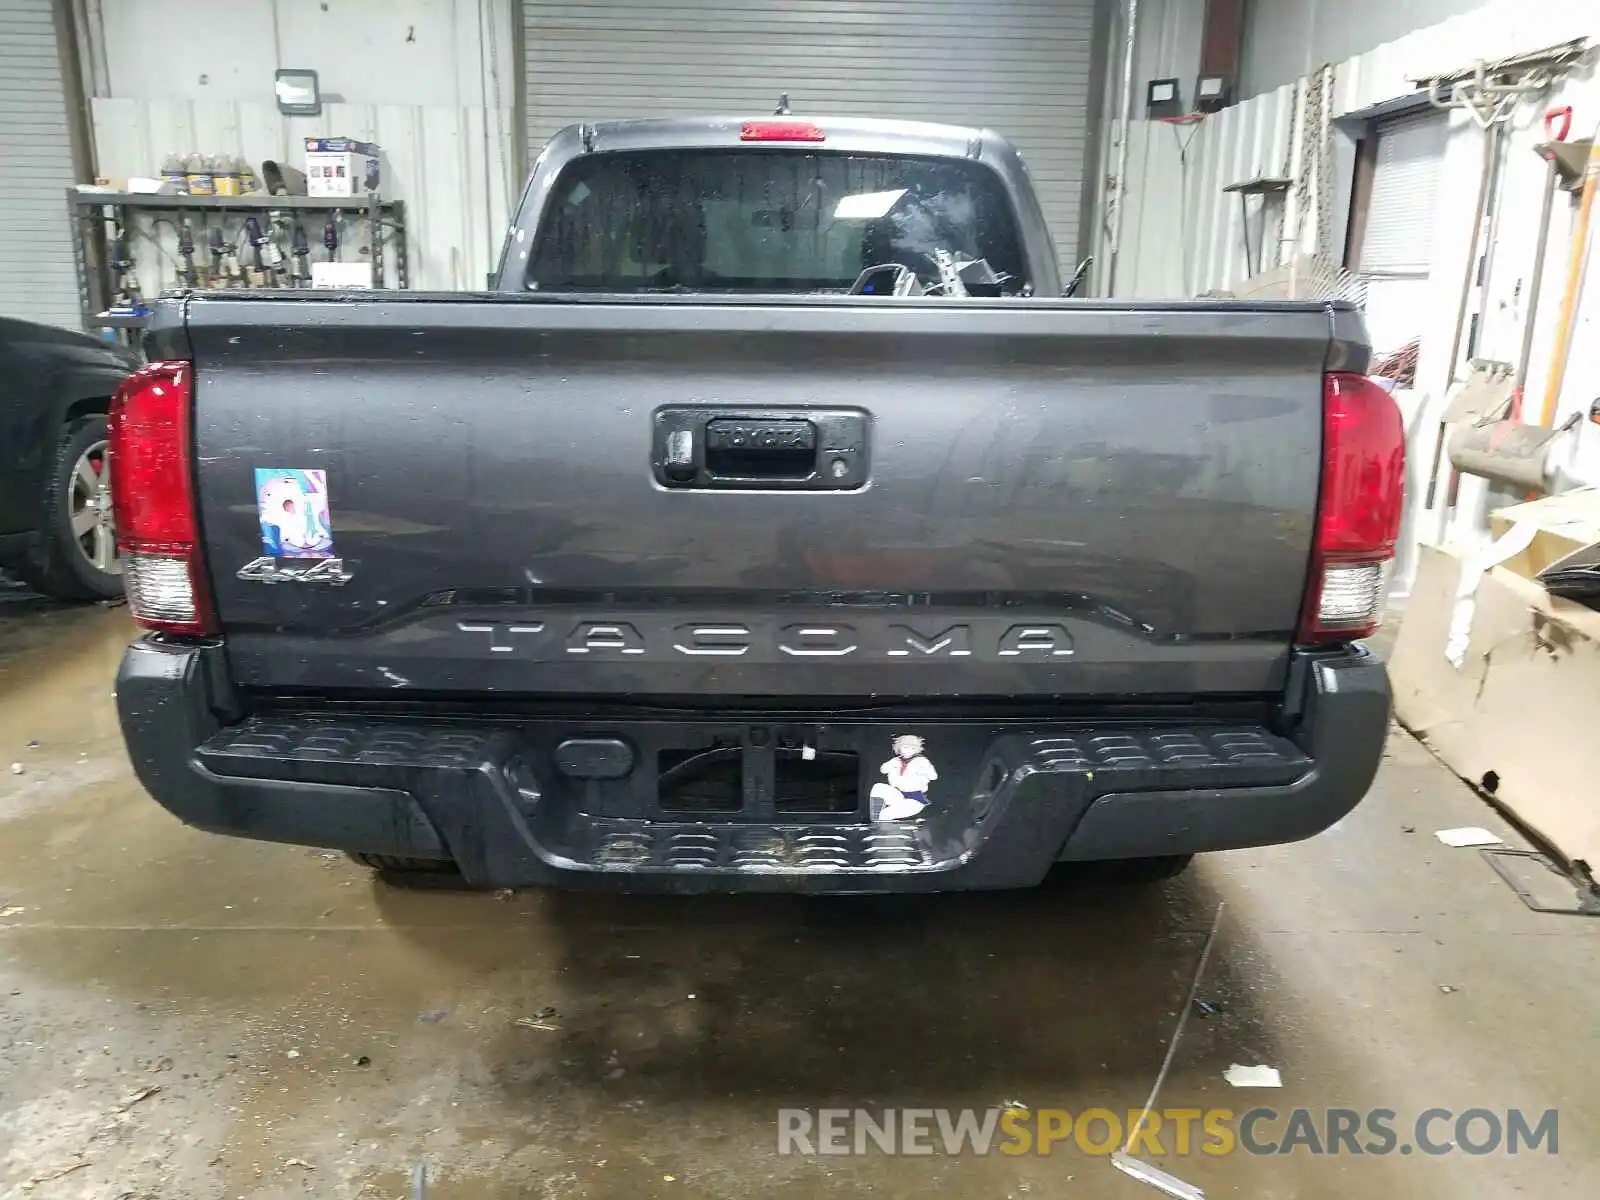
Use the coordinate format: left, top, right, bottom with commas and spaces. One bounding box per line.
1048, 853, 1195, 887
348, 852, 458, 873
347, 853, 473, 890
19, 415, 122, 601
1106, 853, 1194, 883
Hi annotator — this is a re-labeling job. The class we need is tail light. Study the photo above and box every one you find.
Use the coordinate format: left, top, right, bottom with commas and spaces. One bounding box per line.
740, 120, 826, 142
1297, 372, 1406, 643
109, 361, 216, 636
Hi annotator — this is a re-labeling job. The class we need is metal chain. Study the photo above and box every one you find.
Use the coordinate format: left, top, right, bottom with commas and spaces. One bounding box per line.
1291, 66, 1327, 261
1314, 64, 1336, 264
1284, 64, 1341, 297
1272, 84, 1299, 275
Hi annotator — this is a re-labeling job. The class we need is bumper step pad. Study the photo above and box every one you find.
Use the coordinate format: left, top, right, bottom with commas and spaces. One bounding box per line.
197, 715, 1311, 886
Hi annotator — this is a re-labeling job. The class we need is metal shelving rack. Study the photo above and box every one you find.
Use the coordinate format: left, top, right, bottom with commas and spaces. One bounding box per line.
67, 190, 409, 335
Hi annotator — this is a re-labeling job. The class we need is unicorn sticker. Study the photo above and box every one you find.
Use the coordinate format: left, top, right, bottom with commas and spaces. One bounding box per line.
254, 468, 335, 559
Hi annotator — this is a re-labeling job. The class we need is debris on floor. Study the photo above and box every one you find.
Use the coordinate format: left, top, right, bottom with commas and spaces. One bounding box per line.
1434, 826, 1502, 847
1191, 998, 1226, 1018
1111, 1150, 1204, 1200
1223, 1064, 1282, 1088
1481, 847, 1600, 915
22, 1159, 89, 1188
115, 1085, 161, 1111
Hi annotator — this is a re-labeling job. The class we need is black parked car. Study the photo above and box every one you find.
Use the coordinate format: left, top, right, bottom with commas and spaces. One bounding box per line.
0, 318, 139, 599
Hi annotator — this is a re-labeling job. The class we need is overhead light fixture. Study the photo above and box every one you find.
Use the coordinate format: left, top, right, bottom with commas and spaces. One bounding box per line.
1195, 73, 1233, 113
1146, 78, 1182, 119
274, 69, 321, 116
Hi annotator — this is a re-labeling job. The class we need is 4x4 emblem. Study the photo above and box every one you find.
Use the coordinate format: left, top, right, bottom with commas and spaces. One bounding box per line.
236, 556, 353, 585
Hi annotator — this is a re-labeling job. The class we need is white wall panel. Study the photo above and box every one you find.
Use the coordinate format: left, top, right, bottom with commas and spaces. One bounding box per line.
85, 0, 516, 297
1240, 0, 1493, 98
92, 0, 515, 109
90, 98, 514, 293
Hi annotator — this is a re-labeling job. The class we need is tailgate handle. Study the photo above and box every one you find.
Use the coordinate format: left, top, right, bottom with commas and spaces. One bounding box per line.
652, 407, 867, 490
704, 418, 817, 478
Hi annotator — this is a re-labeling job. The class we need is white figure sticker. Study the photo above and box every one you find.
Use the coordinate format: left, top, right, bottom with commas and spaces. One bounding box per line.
870, 734, 937, 822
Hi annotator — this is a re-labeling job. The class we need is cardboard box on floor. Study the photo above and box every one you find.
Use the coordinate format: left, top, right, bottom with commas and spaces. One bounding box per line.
1486, 487, 1600, 581
1389, 543, 1600, 871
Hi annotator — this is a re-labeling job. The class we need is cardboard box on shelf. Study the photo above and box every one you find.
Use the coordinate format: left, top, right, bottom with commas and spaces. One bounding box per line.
304, 138, 380, 198
311, 261, 373, 289
1389, 543, 1600, 871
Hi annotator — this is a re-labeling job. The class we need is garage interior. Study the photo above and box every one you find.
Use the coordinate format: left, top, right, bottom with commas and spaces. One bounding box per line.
4, 1, 1600, 1197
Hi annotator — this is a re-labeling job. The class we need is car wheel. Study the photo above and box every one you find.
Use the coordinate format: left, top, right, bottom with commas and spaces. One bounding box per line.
20, 416, 122, 601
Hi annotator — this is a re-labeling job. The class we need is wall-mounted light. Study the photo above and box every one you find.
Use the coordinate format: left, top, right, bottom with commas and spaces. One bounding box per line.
1195, 74, 1233, 113
1146, 78, 1182, 119
275, 69, 321, 116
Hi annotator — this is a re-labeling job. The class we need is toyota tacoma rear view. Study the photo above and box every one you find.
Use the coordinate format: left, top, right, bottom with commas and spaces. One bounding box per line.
111, 116, 1403, 892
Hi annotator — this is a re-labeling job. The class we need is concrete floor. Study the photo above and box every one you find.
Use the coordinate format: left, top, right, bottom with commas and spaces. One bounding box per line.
1, 606, 1597, 1200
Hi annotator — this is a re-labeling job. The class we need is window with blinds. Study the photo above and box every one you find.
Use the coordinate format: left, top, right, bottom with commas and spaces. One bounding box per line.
1357, 113, 1448, 278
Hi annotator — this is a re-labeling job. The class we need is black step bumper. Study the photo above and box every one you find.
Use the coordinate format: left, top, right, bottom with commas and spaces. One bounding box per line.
115, 640, 1390, 892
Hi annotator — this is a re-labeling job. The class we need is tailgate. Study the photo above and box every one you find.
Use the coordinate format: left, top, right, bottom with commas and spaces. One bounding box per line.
184, 295, 1349, 698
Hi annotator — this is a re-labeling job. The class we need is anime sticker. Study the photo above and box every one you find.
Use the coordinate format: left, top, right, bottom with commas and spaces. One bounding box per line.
870, 734, 938, 822
254, 469, 334, 558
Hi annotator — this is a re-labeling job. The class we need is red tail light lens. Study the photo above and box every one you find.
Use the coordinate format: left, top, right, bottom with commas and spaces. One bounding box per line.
740, 120, 826, 143
1298, 373, 1406, 644
109, 361, 215, 636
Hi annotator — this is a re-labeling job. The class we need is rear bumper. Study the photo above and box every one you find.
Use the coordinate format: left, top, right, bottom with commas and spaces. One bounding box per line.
116, 639, 1389, 892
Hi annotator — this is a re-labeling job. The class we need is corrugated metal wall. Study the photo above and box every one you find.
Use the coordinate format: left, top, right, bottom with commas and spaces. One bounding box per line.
521, 0, 1102, 269
1108, 85, 1300, 301
90, 99, 515, 295
1106, 0, 1600, 574
1239, 0, 1491, 98
0, 0, 81, 328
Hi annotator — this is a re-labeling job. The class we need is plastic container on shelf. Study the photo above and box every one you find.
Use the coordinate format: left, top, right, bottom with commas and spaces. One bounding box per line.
213, 156, 241, 196
160, 152, 188, 194
183, 152, 215, 197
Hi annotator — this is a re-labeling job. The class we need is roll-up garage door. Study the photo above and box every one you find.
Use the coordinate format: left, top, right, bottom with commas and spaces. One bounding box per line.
521, 0, 1099, 269
0, 0, 81, 328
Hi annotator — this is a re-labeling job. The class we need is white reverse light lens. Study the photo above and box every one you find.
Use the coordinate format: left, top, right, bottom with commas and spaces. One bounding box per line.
1318, 562, 1387, 627
123, 553, 198, 625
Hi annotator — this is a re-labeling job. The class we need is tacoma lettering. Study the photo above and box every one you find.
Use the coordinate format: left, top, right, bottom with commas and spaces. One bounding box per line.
452, 618, 1073, 660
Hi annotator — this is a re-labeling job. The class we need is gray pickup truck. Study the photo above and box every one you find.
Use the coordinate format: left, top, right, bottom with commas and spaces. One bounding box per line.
112, 116, 1402, 892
